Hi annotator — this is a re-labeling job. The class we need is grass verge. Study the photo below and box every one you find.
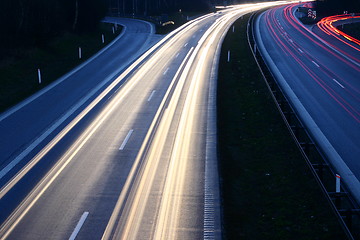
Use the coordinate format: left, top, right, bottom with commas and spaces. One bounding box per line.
0, 23, 121, 113
217, 14, 347, 239
341, 22, 360, 40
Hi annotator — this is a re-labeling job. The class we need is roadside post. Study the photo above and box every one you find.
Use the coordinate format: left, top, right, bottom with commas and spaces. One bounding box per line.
38, 69, 42, 84
335, 174, 341, 208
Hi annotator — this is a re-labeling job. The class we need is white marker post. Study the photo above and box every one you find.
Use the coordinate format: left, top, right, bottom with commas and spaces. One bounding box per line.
232, 25, 235, 33
336, 174, 341, 193
102, 34, 105, 44
78, 47, 82, 59
112, 26, 115, 34
37, 69, 42, 84
227, 50, 230, 62
335, 174, 341, 208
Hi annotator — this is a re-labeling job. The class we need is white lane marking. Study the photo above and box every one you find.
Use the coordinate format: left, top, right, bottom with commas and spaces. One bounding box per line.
288, 38, 293, 43
0, 32, 146, 179
298, 48, 304, 53
119, 129, 134, 150
69, 212, 89, 240
147, 90, 156, 102
184, 42, 188, 47
175, 52, 180, 58
312, 61, 320, 68
333, 79, 345, 89
163, 67, 169, 75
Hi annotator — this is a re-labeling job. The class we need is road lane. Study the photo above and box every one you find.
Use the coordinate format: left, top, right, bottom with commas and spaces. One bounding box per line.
255, 4, 360, 202
0, 18, 156, 184
0, 2, 290, 239
0, 14, 214, 239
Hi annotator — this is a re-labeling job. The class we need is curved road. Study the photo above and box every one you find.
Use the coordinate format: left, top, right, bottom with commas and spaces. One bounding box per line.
255, 4, 360, 202
0, 2, 288, 240
0, 18, 157, 185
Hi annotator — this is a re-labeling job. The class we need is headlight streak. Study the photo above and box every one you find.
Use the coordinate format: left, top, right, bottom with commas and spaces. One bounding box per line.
105, 2, 301, 240
101, 45, 196, 240
0, 1, 310, 239
263, 5, 360, 123
0, 11, 218, 239
0, 4, 218, 200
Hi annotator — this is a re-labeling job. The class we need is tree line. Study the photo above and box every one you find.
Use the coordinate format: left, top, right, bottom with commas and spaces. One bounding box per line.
5, 0, 353, 49
107, 0, 269, 16
0, 0, 107, 48
315, 0, 360, 15
107, 0, 214, 16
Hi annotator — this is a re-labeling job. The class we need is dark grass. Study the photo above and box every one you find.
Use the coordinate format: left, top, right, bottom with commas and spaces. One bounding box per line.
0, 23, 121, 113
217, 14, 347, 240
341, 22, 360, 40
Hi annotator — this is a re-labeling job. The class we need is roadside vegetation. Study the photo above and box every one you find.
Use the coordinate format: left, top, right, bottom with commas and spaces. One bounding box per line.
341, 22, 360, 41
315, 0, 360, 15
0, 1, 352, 238
217, 14, 347, 239
0, 23, 121, 112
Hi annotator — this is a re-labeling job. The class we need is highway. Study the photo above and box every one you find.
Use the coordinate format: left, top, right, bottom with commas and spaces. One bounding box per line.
0, 2, 291, 239
0, 17, 157, 185
255, 4, 360, 202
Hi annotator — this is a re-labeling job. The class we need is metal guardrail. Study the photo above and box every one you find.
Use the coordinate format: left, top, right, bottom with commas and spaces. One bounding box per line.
246, 11, 360, 240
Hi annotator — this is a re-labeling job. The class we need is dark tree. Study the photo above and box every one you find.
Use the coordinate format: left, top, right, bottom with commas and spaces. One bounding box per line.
316, 0, 360, 15
0, 0, 108, 48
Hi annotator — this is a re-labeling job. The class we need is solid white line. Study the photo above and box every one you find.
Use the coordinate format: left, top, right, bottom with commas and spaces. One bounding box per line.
312, 61, 320, 68
147, 90, 156, 102
333, 79, 345, 89
119, 129, 134, 150
298, 48, 304, 53
69, 212, 89, 240
163, 67, 169, 75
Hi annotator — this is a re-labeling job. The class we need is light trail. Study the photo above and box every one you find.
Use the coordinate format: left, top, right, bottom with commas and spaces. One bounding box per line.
317, 14, 360, 49
263, 4, 360, 123
0, 1, 306, 239
255, 2, 360, 205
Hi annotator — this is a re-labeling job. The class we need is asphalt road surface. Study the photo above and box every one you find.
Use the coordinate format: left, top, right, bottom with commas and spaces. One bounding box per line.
0, 2, 289, 239
255, 4, 360, 202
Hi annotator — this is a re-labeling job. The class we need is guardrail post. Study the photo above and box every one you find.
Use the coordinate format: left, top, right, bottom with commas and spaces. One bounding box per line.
37, 69, 42, 84
78, 47, 82, 59
335, 174, 341, 208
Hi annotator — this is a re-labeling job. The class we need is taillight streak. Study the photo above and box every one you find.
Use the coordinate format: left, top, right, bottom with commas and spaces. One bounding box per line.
263, 8, 360, 123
